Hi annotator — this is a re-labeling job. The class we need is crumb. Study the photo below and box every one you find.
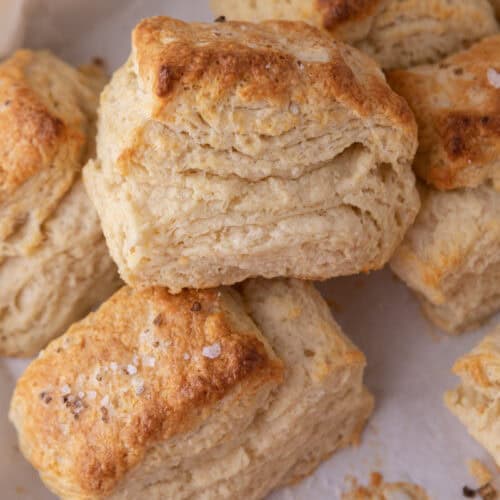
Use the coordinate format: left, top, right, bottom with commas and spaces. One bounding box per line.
202, 343, 221, 359
214, 15, 226, 22
468, 459, 493, 487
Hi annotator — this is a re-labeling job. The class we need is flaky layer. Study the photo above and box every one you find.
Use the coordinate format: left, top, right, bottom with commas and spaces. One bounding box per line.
0, 180, 121, 356
211, 0, 498, 69
84, 17, 419, 292
390, 184, 500, 333
10, 279, 372, 499
445, 325, 500, 465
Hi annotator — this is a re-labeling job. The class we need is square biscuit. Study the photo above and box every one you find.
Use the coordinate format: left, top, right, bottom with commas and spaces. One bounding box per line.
10, 279, 373, 499
84, 16, 419, 292
211, 0, 498, 69
390, 183, 500, 333
445, 323, 500, 466
388, 35, 500, 191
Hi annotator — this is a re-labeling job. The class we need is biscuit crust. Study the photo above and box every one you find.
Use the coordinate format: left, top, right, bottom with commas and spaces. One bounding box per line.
388, 35, 500, 190
445, 324, 500, 465
211, 0, 498, 69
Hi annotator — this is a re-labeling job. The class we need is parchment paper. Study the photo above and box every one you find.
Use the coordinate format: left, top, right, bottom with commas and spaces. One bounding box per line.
0, 1, 498, 498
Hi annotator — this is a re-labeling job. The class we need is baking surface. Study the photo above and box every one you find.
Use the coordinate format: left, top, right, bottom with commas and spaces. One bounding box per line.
0, 1, 498, 499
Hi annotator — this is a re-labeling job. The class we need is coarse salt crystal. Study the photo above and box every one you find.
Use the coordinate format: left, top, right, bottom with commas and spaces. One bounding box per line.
132, 378, 145, 395
87, 391, 97, 400
265, 62, 271, 70
101, 395, 109, 406
487, 68, 500, 89
110, 362, 118, 372
60, 385, 71, 395
78, 391, 85, 399
202, 343, 221, 359
127, 364, 137, 375
143, 356, 155, 367
132, 354, 139, 366
183, 353, 190, 361
290, 103, 299, 115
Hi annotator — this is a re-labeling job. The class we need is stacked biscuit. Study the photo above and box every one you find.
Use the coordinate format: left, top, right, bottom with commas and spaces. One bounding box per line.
388, 36, 500, 333
2, 2, 499, 499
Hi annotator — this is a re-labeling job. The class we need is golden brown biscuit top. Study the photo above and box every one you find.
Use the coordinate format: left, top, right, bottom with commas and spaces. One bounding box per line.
453, 324, 500, 389
10, 286, 283, 497
317, 0, 385, 31
0, 50, 103, 199
388, 35, 500, 190
131, 16, 415, 136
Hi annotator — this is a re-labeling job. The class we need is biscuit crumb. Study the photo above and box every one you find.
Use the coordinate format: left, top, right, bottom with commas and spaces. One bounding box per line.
468, 459, 493, 487
202, 343, 221, 359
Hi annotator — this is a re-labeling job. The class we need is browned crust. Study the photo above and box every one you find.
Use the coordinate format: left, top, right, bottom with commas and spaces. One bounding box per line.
131, 16, 416, 139
387, 35, 500, 190
10, 286, 283, 497
0, 50, 86, 199
452, 324, 500, 388
316, 0, 384, 31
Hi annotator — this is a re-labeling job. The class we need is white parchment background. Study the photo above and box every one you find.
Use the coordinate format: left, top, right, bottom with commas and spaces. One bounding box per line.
0, 1, 498, 498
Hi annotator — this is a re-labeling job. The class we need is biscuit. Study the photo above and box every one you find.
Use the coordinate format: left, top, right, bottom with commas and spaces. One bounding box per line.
491, 0, 500, 18
445, 323, 500, 466
10, 278, 373, 499
0, 50, 120, 356
390, 183, 500, 334
84, 16, 419, 292
387, 35, 500, 191
342, 472, 430, 499
211, 0, 498, 69
0, 179, 122, 356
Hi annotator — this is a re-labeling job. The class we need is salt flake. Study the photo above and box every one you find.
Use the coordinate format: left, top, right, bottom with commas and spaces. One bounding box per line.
202, 343, 221, 359
487, 68, 500, 89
